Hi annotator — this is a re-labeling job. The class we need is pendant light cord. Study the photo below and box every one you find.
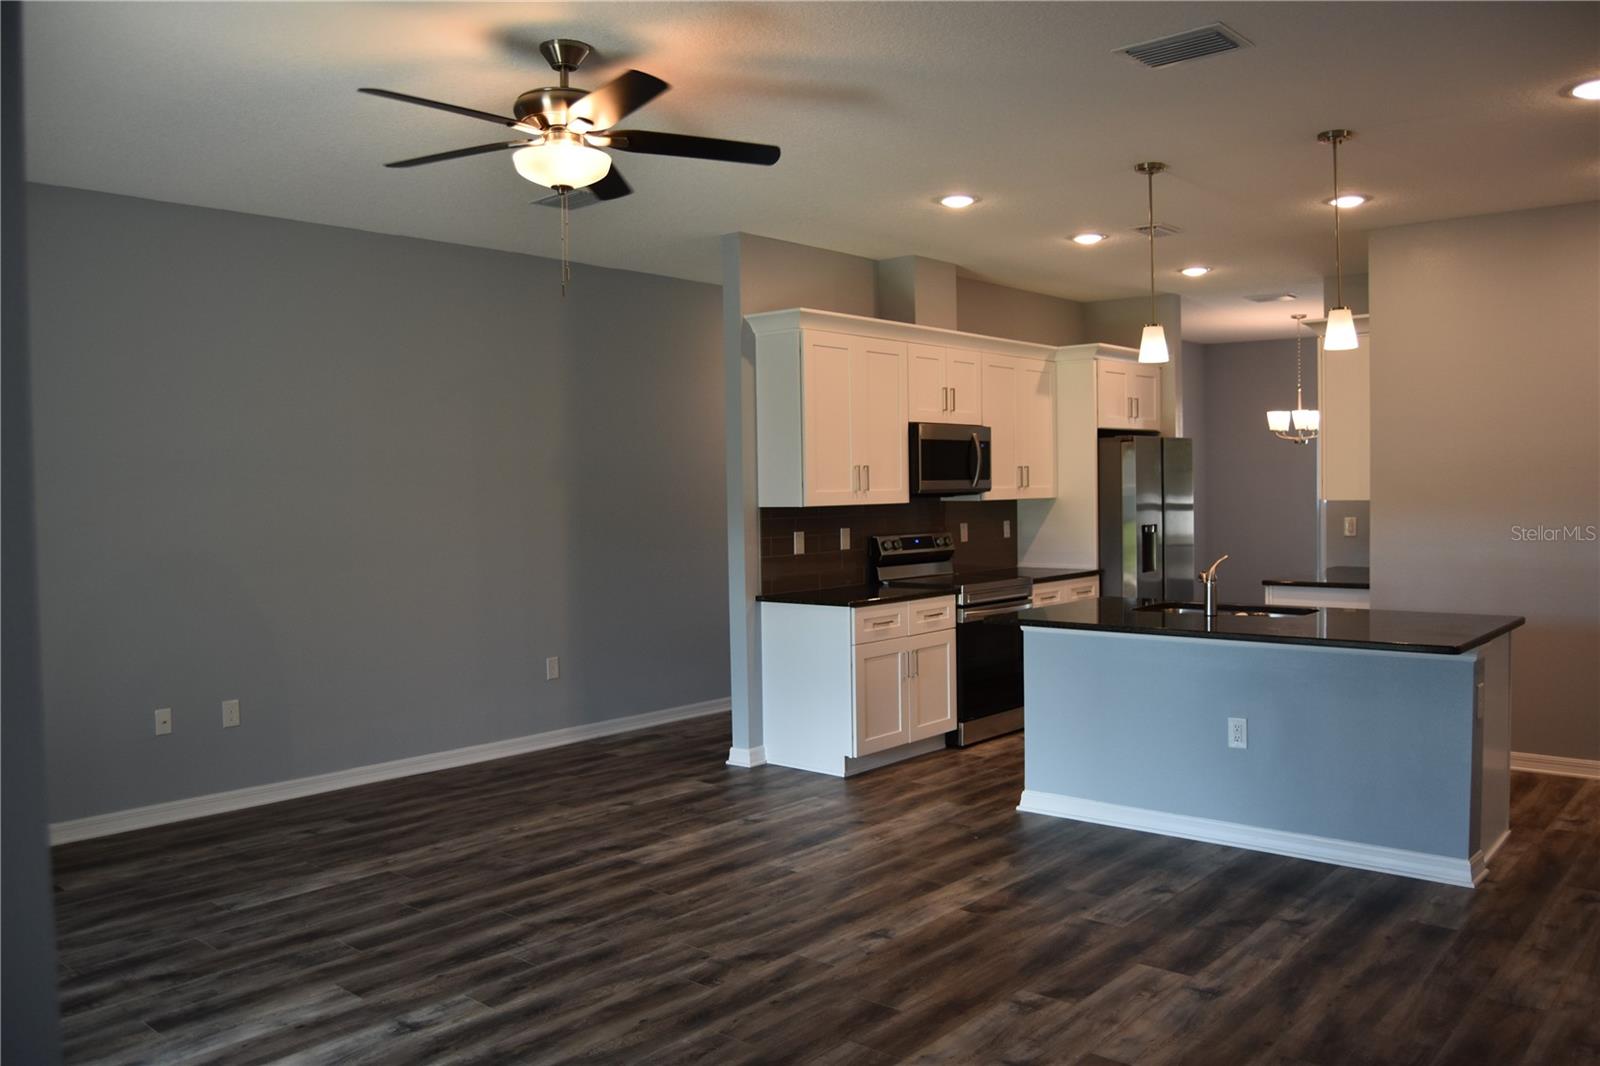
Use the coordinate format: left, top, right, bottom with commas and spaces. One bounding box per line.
1331, 135, 1344, 309
1146, 167, 1156, 323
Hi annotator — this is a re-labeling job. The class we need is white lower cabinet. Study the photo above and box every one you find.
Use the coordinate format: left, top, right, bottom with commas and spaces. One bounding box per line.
1030, 576, 1099, 607
761, 597, 956, 776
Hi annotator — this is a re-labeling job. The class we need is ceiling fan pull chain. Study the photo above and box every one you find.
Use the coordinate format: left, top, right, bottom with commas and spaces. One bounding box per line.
560, 189, 572, 297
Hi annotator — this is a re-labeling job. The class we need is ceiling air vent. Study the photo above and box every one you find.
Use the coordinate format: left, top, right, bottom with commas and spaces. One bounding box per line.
1118, 22, 1252, 69
1245, 292, 1299, 303
1132, 223, 1183, 239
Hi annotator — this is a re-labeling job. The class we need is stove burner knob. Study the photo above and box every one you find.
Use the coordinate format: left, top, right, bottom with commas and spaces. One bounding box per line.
888, 538, 901, 551
939, 535, 951, 547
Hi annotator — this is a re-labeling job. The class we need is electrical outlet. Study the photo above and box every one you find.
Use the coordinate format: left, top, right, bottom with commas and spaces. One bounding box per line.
154, 708, 172, 736
959, 522, 969, 543
1228, 717, 1248, 749
792, 530, 805, 555
839, 527, 850, 551
545, 656, 560, 681
1343, 516, 1359, 537
1003, 520, 1012, 539
221, 699, 240, 729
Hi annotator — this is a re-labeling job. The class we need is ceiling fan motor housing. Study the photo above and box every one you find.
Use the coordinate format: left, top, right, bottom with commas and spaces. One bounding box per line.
514, 86, 586, 125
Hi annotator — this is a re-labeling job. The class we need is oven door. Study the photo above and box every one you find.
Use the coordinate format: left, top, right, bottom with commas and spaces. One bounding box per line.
911, 423, 992, 496
951, 598, 1027, 746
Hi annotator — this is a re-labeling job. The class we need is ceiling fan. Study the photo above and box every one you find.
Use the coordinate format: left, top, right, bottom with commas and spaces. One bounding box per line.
359, 38, 781, 209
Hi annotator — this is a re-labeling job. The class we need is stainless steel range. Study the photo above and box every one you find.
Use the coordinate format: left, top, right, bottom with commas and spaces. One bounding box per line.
870, 532, 1031, 746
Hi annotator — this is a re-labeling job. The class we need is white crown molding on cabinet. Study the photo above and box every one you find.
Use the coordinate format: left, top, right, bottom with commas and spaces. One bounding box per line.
1056, 341, 1141, 364
50, 697, 732, 845
1018, 789, 1483, 887
743, 308, 1062, 362
1511, 751, 1600, 779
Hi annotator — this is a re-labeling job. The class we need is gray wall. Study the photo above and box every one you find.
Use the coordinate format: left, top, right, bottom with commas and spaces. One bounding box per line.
2, 7, 63, 1058
955, 277, 1085, 346
29, 185, 729, 822
722, 233, 879, 754
1369, 200, 1600, 761
1196, 338, 1319, 604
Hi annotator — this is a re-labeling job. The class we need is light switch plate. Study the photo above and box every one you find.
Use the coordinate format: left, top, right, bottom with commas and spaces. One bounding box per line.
154, 708, 172, 736
839, 528, 850, 551
792, 531, 805, 555
545, 656, 560, 681
1003, 520, 1011, 539
1343, 516, 1359, 537
959, 523, 969, 543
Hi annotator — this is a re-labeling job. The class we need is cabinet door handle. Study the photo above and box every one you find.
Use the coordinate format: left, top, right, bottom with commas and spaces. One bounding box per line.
863, 464, 870, 493
951, 387, 957, 410
911, 649, 919, 678
853, 465, 860, 492
944, 386, 951, 411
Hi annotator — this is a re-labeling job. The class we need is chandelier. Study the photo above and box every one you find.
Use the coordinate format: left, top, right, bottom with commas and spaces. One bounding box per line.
1267, 314, 1320, 444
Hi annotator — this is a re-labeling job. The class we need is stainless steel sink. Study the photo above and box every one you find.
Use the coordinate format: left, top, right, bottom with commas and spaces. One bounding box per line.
1135, 602, 1318, 619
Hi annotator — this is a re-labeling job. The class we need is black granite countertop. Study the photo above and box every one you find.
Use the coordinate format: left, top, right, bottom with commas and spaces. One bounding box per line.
756, 584, 955, 609
1009, 597, 1522, 654
1263, 566, 1371, 590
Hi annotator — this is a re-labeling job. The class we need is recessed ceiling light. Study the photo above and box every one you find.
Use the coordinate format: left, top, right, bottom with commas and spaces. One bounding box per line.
1071, 232, 1108, 245
938, 194, 978, 209
1326, 194, 1368, 208
1179, 266, 1211, 277
1568, 79, 1600, 100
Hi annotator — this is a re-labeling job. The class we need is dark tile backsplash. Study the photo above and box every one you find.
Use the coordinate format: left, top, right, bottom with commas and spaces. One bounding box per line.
759, 499, 1019, 595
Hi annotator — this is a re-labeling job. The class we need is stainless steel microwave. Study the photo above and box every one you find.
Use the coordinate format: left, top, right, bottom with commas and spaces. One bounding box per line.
909, 422, 992, 496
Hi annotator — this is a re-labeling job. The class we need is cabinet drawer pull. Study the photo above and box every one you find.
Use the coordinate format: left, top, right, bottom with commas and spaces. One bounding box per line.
870, 617, 897, 628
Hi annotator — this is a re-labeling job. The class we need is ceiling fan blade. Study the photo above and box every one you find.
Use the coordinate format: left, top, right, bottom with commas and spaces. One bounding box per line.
384, 141, 526, 168
567, 70, 669, 130
359, 88, 532, 129
603, 129, 780, 166
588, 165, 633, 201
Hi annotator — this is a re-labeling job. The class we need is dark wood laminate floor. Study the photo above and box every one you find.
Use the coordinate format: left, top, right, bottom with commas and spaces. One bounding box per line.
52, 715, 1600, 1065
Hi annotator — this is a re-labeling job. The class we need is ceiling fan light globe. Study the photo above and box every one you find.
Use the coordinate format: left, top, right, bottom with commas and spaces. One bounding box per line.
512, 138, 612, 190
1138, 324, 1170, 364
1324, 307, 1359, 351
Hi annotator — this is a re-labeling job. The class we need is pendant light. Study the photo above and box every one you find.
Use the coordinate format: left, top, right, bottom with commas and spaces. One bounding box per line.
1135, 161, 1170, 364
1267, 314, 1320, 444
1318, 130, 1359, 351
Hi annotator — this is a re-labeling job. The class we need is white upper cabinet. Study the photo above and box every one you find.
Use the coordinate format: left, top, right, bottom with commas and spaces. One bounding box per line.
758, 326, 908, 507
983, 353, 1055, 500
982, 353, 1021, 498
907, 343, 983, 425
751, 309, 1058, 508
1018, 358, 1056, 498
852, 337, 909, 504
1097, 358, 1160, 432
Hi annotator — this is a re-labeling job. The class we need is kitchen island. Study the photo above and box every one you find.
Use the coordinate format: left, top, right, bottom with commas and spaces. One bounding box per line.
1010, 599, 1523, 887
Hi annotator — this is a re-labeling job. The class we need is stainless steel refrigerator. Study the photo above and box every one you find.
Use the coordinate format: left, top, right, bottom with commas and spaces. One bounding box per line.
1098, 436, 1195, 603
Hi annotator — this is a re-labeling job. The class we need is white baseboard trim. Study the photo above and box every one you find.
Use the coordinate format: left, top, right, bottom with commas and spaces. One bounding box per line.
1511, 751, 1600, 779
726, 745, 767, 768
51, 697, 731, 846
1017, 789, 1477, 888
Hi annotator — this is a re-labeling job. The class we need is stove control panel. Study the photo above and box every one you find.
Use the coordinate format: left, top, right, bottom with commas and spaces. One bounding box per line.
870, 532, 955, 560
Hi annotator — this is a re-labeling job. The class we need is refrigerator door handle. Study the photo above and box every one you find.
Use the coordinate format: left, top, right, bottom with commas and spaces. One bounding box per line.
1139, 524, 1159, 574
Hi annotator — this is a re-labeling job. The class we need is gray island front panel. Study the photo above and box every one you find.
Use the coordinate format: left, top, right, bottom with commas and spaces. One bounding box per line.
1022, 627, 1493, 869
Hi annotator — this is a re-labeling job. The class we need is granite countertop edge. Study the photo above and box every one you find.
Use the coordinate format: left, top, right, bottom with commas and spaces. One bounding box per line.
1014, 599, 1525, 655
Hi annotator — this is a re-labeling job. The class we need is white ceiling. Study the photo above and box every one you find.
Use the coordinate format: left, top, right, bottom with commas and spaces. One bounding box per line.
22, 2, 1600, 342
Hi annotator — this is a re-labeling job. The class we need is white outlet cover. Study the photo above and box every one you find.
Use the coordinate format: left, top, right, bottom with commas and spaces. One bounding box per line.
1003, 520, 1011, 539
222, 698, 240, 728
1228, 717, 1247, 749
959, 523, 969, 542
793, 530, 805, 555
545, 656, 560, 681
1343, 516, 1359, 537
839, 528, 850, 550
154, 707, 173, 736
